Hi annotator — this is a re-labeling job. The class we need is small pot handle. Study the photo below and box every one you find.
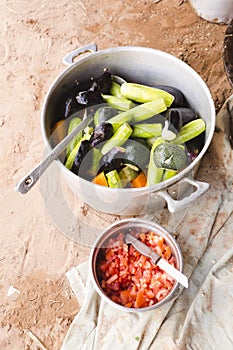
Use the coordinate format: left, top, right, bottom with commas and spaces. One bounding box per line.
62, 43, 97, 66
155, 177, 209, 213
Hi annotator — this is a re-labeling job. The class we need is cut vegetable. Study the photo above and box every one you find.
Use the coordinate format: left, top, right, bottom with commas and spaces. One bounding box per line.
106, 170, 122, 188
101, 123, 133, 155
97, 230, 176, 308
89, 123, 113, 148
102, 94, 136, 111
131, 172, 147, 188
65, 133, 91, 170
147, 138, 166, 185
124, 139, 150, 169
71, 140, 91, 175
153, 142, 188, 171
92, 171, 108, 186
66, 117, 82, 157
166, 107, 198, 131
107, 99, 167, 127
94, 106, 119, 126
99, 146, 125, 174
51, 119, 67, 147
121, 82, 174, 107
154, 85, 186, 107
163, 169, 178, 181
161, 120, 177, 141
132, 123, 162, 138
110, 81, 124, 98
119, 166, 139, 186
88, 148, 102, 176
173, 118, 206, 144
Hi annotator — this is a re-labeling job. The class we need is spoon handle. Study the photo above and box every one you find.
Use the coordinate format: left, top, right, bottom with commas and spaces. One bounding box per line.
15, 112, 93, 194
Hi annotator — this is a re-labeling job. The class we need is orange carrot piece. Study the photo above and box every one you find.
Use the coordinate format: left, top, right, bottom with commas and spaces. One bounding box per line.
51, 119, 67, 146
92, 172, 108, 187
131, 172, 147, 188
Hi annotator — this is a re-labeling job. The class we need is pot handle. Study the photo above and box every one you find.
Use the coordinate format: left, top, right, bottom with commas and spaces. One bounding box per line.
154, 177, 209, 213
62, 43, 98, 66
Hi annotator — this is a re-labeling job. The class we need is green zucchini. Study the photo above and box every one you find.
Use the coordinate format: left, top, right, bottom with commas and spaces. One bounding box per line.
102, 94, 135, 111
110, 81, 123, 98
65, 133, 91, 170
66, 117, 82, 157
147, 137, 166, 185
119, 165, 138, 187
108, 99, 167, 127
101, 123, 133, 155
173, 119, 206, 144
106, 170, 122, 188
121, 82, 174, 107
132, 123, 162, 138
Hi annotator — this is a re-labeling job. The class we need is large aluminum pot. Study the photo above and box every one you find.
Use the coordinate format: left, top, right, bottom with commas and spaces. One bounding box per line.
41, 44, 215, 215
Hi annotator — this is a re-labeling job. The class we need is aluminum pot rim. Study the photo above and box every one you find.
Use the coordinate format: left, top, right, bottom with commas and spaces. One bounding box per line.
41, 45, 216, 194
89, 217, 183, 312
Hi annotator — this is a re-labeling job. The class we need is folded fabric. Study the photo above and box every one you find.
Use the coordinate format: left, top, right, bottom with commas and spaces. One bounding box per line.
150, 211, 233, 349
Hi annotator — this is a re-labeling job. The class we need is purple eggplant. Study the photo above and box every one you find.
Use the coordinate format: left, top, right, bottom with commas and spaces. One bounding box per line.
76, 71, 112, 107
76, 89, 103, 106
89, 123, 114, 148
166, 107, 198, 131
155, 85, 187, 107
98, 146, 125, 173
186, 132, 205, 161
90, 71, 112, 94
71, 140, 91, 175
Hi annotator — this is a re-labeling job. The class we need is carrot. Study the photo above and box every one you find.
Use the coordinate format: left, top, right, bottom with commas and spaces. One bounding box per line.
131, 172, 147, 188
92, 172, 108, 187
51, 119, 67, 147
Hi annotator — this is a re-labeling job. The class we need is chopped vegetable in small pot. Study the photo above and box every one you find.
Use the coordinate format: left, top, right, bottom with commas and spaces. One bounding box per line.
97, 230, 176, 308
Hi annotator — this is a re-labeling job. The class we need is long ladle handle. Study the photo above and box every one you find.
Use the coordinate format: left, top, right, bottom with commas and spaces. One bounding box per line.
15, 112, 93, 194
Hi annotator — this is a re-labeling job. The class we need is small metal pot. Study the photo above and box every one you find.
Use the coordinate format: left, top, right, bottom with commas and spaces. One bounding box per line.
41, 44, 215, 215
89, 218, 183, 312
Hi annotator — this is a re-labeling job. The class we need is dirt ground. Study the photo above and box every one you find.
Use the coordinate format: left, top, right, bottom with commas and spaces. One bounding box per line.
0, 0, 232, 349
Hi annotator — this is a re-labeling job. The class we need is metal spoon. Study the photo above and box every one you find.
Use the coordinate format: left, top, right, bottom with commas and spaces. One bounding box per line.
15, 75, 127, 195
15, 110, 93, 194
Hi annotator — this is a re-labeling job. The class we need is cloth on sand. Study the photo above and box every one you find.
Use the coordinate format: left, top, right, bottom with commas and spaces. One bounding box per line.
61, 96, 233, 350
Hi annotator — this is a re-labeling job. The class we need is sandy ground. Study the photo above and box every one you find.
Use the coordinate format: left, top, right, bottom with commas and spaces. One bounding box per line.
0, 0, 232, 349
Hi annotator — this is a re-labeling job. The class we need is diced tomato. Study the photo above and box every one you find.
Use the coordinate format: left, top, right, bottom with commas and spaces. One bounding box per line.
135, 290, 147, 308
120, 289, 131, 305
107, 273, 118, 285
97, 230, 177, 309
